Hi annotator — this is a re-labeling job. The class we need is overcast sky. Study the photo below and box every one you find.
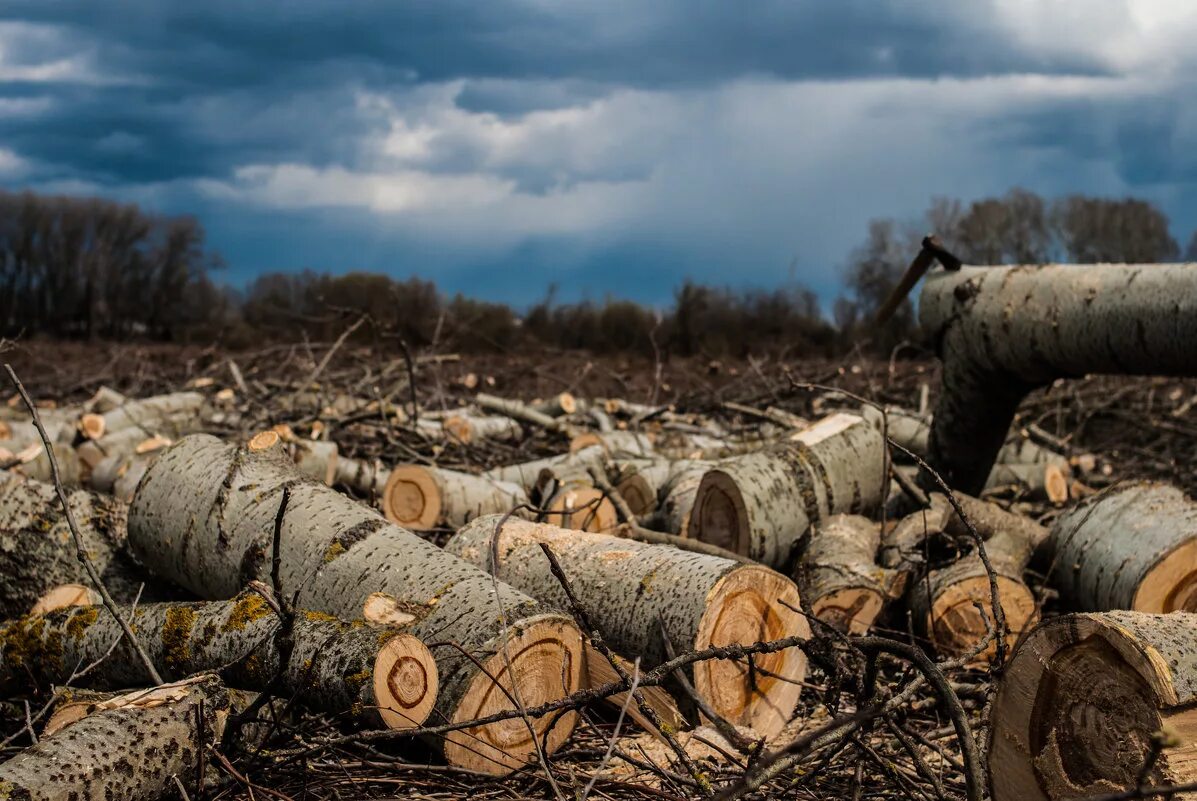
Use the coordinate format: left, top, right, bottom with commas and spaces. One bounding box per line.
1, 1, 1194, 305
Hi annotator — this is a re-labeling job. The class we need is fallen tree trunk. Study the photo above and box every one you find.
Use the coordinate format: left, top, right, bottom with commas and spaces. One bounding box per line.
0, 590, 438, 729
382, 465, 527, 530
0, 674, 230, 801
798, 514, 905, 634
920, 262, 1197, 494
127, 434, 583, 775
990, 611, 1197, 801
689, 413, 886, 568
1046, 482, 1197, 613
0, 475, 152, 618
885, 493, 1046, 661
446, 515, 809, 738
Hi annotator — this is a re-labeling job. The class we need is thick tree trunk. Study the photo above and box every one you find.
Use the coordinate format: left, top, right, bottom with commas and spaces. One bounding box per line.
91, 391, 204, 442
0, 674, 230, 801
990, 611, 1197, 801
0, 590, 437, 729
126, 434, 583, 775
1046, 482, 1197, 614
446, 516, 809, 738
442, 414, 523, 444
0, 475, 152, 618
382, 465, 527, 530
886, 493, 1047, 661
920, 263, 1197, 494
798, 514, 905, 634
689, 413, 886, 568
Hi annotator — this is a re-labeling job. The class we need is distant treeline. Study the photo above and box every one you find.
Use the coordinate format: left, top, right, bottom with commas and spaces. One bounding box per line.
0, 187, 1191, 358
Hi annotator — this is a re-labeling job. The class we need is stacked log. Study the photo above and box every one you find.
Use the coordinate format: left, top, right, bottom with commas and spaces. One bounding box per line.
1046, 482, 1197, 613
127, 434, 584, 775
990, 611, 1197, 800
0, 674, 230, 801
688, 413, 886, 568
447, 516, 809, 738
0, 590, 438, 729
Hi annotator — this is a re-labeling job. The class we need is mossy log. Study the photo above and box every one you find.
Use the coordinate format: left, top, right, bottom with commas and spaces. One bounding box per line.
798, 514, 906, 634
0, 590, 437, 729
990, 611, 1197, 801
382, 465, 527, 530
689, 413, 886, 568
886, 493, 1047, 662
0, 476, 152, 618
921, 263, 1197, 494
0, 674, 229, 801
127, 434, 583, 775
446, 516, 809, 738
1047, 482, 1197, 614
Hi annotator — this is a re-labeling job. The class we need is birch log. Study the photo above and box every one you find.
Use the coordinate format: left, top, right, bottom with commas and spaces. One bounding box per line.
798, 515, 905, 634
0, 475, 152, 618
126, 434, 583, 774
649, 461, 713, 536
569, 430, 655, 457
0, 443, 81, 486
921, 263, 1197, 494
382, 465, 527, 530
442, 414, 523, 444
446, 516, 809, 738
531, 392, 578, 417
1047, 482, 1197, 614
990, 611, 1197, 801
0, 675, 229, 801
0, 591, 437, 729
689, 413, 886, 568
90, 391, 204, 441
334, 455, 390, 496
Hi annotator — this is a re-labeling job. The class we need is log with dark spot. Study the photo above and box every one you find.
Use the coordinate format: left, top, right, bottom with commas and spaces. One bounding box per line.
0, 674, 229, 801
920, 263, 1197, 494
127, 434, 583, 775
990, 610, 1197, 801
0, 590, 437, 729
446, 515, 809, 738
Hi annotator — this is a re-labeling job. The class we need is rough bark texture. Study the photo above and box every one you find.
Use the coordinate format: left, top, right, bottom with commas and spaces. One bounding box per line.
127, 434, 583, 774
689, 413, 886, 568
798, 514, 905, 634
648, 460, 712, 536
0, 475, 153, 618
0, 674, 229, 801
382, 465, 527, 530
446, 515, 809, 737
990, 610, 1197, 801
921, 263, 1197, 494
1047, 482, 1197, 614
0, 591, 437, 729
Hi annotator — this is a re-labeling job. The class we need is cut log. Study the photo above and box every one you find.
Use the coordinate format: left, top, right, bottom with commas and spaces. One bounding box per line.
888, 493, 1048, 662
0, 442, 81, 485
334, 454, 390, 496
0, 475, 152, 618
0, 418, 76, 448
689, 413, 886, 568
611, 459, 670, 518
0, 590, 438, 729
475, 392, 575, 435
989, 611, 1197, 801
382, 465, 528, 530
289, 438, 339, 485
798, 515, 906, 634
127, 434, 583, 775
542, 478, 619, 533
1047, 482, 1197, 614
89, 452, 153, 502
569, 430, 655, 457
29, 583, 100, 615
83, 385, 127, 414
446, 516, 809, 738
485, 446, 604, 491
920, 263, 1197, 494
442, 414, 524, 444
92, 391, 204, 441
0, 674, 230, 801
649, 460, 713, 536
582, 646, 685, 734
984, 462, 1071, 504
860, 404, 930, 456
76, 427, 161, 473
532, 392, 578, 417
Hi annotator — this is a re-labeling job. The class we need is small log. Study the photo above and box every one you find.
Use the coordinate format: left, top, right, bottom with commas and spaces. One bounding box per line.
0, 674, 230, 801
447, 516, 810, 738
382, 465, 528, 530
29, 583, 100, 615
540, 475, 619, 533
649, 460, 713, 535
475, 392, 575, 435
689, 413, 886, 568
0, 591, 438, 729
860, 404, 930, 456
798, 514, 906, 634
611, 459, 669, 518
0, 418, 76, 448
83, 386, 128, 414
92, 391, 204, 441
289, 438, 339, 485
442, 414, 523, 444
569, 430, 655, 457
0, 442, 82, 485
990, 611, 1197, 800
333, 454, 390, 496
0, 475, 151, 618
583, 646, 685, 734
485, 446, 604, 491
1047, 482, 1197, 613
127, 434, 583, 775
532, 392, 578, 417
984, 461, 1071, 504
921, 262, 1197, 494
